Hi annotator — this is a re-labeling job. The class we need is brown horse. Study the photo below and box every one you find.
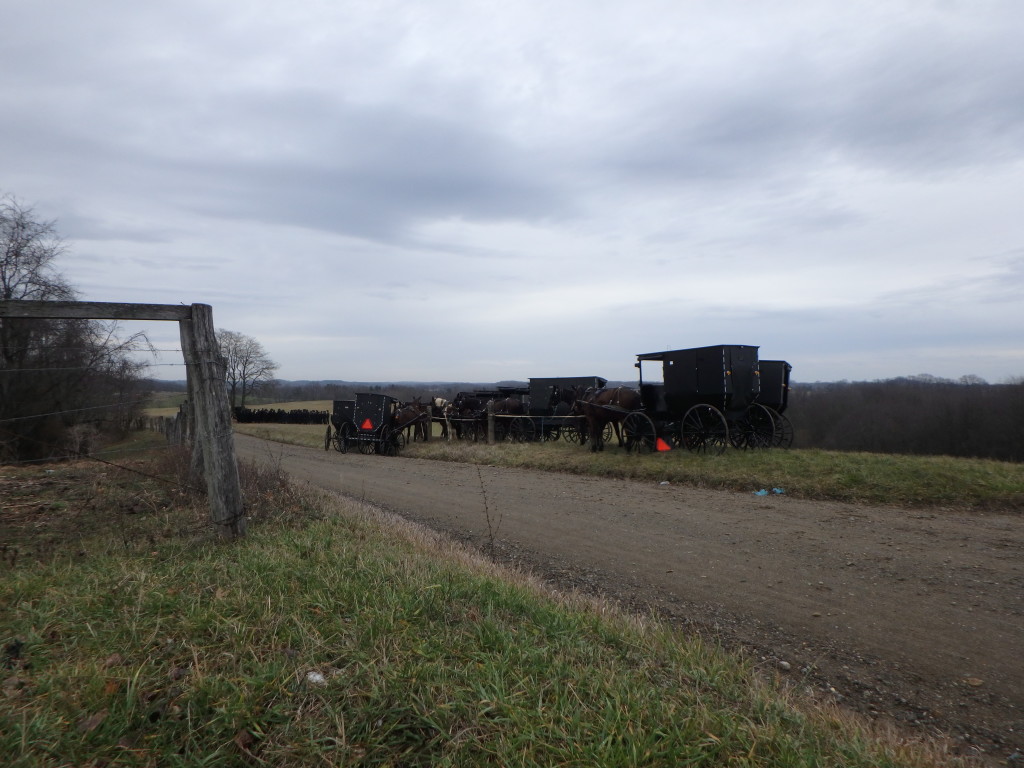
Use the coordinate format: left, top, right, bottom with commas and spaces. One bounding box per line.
394, 398, 430, 442
488, 397, 525, 415
572, 386, 643, 452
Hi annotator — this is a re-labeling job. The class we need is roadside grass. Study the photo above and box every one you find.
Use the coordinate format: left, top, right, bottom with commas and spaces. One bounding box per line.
1, 446, 956, 767
234, 422, 1024, 512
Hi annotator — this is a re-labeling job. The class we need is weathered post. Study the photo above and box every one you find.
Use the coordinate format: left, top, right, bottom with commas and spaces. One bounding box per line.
487, 400, 495, 444
0, 299, 247, 539
179, 304, 247, 538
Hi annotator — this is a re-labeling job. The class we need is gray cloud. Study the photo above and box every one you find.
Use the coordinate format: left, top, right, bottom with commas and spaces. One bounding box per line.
2, 0, 1023, 383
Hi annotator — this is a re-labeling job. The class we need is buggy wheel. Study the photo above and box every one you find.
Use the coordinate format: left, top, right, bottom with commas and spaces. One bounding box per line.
765, 407, 794, 448
544, 425, 561, 442
562, 424, 579, 444
335, 423, 353, 453
507, 418, 537, 443
359, 438, 375, 455
520, 418, 537, 442
681, 405, 728, 455
381, 431, 402, 457
731, 404, 776, 449
602, 423, 613, 444
622, 411, 657, 453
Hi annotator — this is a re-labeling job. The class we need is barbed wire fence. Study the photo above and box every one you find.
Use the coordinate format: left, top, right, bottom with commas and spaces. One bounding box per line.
0, 301, 247, 538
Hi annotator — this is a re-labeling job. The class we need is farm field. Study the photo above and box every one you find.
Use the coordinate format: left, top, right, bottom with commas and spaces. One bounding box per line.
233, 430, 1024, 763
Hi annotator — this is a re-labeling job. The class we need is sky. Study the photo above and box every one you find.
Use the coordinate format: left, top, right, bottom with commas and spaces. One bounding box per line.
3, 1, 1023, 385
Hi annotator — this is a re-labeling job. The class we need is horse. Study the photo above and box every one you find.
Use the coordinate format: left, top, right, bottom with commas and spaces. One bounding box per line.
548, 384, 580, 416
430, 395, 452, 439
488, 396, 525, 415
447, 393, 487, 440
394, 398, 431, 442
572, 386, 643, 452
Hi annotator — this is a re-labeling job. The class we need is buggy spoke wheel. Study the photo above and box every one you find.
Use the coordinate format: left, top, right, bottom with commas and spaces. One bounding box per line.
681, 405, 728, 455
381, 431, 402, 457
731, 404, 776, 449
336, 423, 352, 453
765, 407, 794, 448
544, 425, 560, 442
622, 411, 657, 453
562, 424, 579, 444
602, 423, 613, 443
747, 404, 776, 449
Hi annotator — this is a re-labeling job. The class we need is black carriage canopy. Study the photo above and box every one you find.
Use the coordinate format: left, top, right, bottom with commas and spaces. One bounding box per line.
353, 392, 401, 433
634, 345, 762, 417
634, 346, 791, 414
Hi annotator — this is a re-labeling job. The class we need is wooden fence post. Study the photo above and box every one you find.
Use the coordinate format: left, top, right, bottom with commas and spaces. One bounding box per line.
179, 304, 247, 538
0, 299, 247, 539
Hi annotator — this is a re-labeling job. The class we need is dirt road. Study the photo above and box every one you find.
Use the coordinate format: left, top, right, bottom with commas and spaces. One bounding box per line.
234, 433, 1023, 762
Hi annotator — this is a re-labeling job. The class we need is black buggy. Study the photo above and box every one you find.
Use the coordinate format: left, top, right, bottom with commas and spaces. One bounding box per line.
324, 393, 404, 456
629, 345, 788, 455
757, 359, 794, 448
325, 399, 355, 451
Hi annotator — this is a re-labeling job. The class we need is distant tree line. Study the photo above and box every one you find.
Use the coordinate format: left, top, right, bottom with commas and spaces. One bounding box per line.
266, 381, 476, 403
232, 407, 328, 425
789, 376, 1024, 462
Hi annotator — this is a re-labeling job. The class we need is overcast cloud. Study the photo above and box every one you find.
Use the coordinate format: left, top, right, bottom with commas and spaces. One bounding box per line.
3, 1, 1023, 383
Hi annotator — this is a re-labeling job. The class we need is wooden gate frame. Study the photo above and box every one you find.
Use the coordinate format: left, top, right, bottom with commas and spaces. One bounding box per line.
0, 300, 246, 538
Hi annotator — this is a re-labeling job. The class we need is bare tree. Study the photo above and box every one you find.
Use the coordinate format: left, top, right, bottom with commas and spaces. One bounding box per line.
1, 195, 152, 461
217, 329, 279, 408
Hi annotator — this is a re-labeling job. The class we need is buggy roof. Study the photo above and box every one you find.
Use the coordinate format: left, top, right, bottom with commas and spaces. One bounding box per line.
636, 344, 759, 362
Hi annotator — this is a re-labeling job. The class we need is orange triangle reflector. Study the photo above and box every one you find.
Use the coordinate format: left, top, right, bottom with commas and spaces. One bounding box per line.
656, 438, 672, 452
360, 418, 374, 430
